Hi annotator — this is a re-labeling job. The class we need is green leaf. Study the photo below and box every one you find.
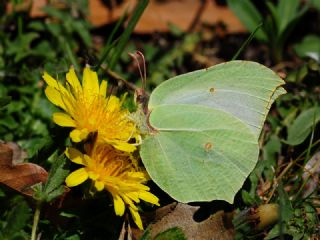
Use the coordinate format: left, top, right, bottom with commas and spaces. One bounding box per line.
276, 0, 300, 34
0, 115, 18, 129
294, 35, 320, 62
227, 0, 267, 42
141, 61, 285, 203
265, 1, 279, 32
1, 200, 31, 239
33, 153, 69, 202
261, 135, 281, 180
41, 153, 69, 202
0, 96, 11, 108
275, 4, 308, 50
72, 21, 92, 47
18, 137, 52, 159
241, 190, 257, 206
0, 187, 5, 197
309, 0, 320, 11
286, 107, 320, 146
28, 21, 46, 31
6, 32, 39, 62
65, 235, 81, 240
278, 183, 293, 222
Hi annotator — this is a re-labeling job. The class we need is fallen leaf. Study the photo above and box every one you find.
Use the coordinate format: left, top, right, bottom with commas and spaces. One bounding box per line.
6, 0, 46, 17
88, 0, 131, 27
6, 141, 28, 164
134, 203, 234, 240
90, 0, 246, 33
7, 0, 245, 33
0, 141, 12, 165
0, 141, 48, 196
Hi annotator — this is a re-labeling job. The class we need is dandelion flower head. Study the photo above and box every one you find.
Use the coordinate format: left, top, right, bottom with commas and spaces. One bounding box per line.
43, 67, 139, 152
65, 143, 159, 229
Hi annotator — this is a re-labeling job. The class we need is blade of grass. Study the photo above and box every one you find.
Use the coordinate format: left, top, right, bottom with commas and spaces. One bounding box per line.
292, 108, 318, 200
63, 39, 80, 72
305, 109, 317, 163
95, 40, 118, 73
94, 9, 129, 71
232, 22, 263, 60
108, 0, 149, 70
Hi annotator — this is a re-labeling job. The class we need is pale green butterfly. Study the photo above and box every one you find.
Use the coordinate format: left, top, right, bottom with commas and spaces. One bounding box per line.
138, 60, 285, 203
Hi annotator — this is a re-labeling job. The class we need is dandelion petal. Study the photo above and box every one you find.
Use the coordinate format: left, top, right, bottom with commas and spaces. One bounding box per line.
83, 67, 99, 96
139, 191, 160, 206
45, 87, 67, 110
99, 80, 108, 97
53, 112, 76, 127
65, 168, 88, 187
129, 207, 143, 230
43, 72, 59, 88
70, 129, 89, 142
66, 67, 82, 92
95, 181, 104, 191
113, 142, 136, 153
113, 194, 125, 216
65, 147, 85, 165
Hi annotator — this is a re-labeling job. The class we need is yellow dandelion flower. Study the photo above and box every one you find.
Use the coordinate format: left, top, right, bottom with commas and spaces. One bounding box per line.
64, 143, 159, 230
43, 66, 139, 152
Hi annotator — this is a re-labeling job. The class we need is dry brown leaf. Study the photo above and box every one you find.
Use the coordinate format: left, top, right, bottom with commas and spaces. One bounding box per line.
88, 0, 132, 27
6, 141, 28, 164
0, 141, 48, 196
0, 141, 13, 166
7, 0, 245, 33
133, 202, 234, 240
89, 0, 245, 33
7, 0, 53, 17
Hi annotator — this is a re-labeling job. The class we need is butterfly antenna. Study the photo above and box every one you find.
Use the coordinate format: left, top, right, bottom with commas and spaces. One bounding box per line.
136, 51, 147, 90
128, 51, 147, 91
128, 51, 149, 114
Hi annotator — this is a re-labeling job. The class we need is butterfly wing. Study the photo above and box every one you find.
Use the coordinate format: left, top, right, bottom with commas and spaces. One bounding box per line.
141, 61, 285, 203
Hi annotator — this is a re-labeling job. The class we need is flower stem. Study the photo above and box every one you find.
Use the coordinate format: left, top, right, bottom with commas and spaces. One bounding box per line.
31, 201, 41, 240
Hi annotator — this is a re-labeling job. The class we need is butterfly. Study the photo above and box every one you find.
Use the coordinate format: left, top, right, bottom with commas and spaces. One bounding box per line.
139, 60, 285, 203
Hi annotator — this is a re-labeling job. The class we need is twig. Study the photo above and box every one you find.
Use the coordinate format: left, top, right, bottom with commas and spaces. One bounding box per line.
101, 66, 138, 92
265, 138, 320, 203
266, 161, 294, 203
187, 0, 206, 32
